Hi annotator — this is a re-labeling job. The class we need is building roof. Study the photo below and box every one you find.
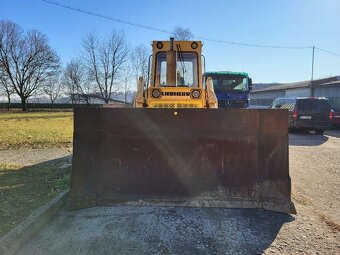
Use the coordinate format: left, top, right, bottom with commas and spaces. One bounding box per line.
251, 76, 340, 93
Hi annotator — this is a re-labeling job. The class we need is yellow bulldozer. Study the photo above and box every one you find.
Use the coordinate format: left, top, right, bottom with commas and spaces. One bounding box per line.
69, 38, 296, 214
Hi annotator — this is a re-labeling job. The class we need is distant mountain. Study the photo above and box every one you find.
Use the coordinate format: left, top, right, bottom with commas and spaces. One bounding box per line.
0, 91, 137, 104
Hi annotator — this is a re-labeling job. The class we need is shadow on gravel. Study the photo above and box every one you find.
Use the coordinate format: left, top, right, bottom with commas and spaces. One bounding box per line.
15, 206, 295, 255
289, 131, 329, 146
0, 156, 71, 237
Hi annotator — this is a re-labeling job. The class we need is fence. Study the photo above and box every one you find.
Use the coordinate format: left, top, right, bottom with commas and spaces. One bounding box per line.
0, 102, 132, 111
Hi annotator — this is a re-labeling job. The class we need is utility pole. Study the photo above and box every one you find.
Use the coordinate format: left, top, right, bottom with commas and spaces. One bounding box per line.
311, 46, 315, 97
125, 79, 128, 103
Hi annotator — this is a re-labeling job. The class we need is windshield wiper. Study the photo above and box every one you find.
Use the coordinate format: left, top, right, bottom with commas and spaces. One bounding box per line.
176, 44, 186, 86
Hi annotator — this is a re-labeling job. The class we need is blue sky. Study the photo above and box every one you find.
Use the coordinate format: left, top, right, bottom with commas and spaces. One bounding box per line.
1, 0, 340, 83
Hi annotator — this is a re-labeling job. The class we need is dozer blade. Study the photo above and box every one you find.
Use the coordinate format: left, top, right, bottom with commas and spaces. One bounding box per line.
70, 108, 296, 214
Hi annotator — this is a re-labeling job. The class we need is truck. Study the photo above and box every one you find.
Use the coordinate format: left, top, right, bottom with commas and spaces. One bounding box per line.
204, 71, 252, 108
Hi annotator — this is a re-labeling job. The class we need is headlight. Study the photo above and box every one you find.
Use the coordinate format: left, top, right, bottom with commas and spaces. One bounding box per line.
151, 88, 162, 99
191, 89, 201, 99
191, 42, 198, 49
156, 42, 163, 49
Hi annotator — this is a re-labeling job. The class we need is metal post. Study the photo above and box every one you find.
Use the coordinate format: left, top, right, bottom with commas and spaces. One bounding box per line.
311, 46, 315, 97
124, 79, 127, 103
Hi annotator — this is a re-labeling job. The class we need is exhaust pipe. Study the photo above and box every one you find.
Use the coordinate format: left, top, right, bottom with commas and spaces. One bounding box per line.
170, 37, 174, 50
167, 37, 176, 86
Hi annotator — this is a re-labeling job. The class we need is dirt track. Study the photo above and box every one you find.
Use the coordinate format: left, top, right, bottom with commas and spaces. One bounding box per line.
0, 147, 72, 166
2, 130, 340, 254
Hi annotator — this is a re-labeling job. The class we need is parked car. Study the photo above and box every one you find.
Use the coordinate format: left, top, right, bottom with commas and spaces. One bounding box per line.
330, 107, 340, 128
270, 97, 331, 134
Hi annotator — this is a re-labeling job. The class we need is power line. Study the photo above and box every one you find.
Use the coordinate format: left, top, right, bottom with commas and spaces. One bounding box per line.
315, 47, 340, 58
41, 0, 170, 34
42, 0, 340, 55
41, 0, 311, 49
196, 36, 311, 49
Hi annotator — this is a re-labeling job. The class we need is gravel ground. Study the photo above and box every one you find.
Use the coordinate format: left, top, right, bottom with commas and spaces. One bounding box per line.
3, 130, 340, 254
277, 130, 340, 254
16, 207, 294, 255
0, 148, 72, 166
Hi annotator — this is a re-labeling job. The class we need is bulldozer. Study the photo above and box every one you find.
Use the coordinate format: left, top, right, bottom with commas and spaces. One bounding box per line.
69, 38, 296, 214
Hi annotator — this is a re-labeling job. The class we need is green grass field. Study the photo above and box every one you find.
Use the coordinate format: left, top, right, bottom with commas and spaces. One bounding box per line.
0, 112, 73, 150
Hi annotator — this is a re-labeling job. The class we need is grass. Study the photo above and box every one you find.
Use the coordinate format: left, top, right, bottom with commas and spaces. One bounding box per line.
0, 162, 71, 237
0, 111, 73, 236
0, 112, 73, 150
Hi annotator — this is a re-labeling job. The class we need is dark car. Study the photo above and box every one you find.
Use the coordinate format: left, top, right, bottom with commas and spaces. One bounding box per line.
270, 97, 331, 134
330, 107, 340, 128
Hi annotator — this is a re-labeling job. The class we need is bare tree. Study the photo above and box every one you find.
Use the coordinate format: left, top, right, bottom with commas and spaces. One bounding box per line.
63, 60, 80, 104
82, 30, 129, 103
0, 20, 60, 111
130, 44, 149, 87
44, 76, 61, 108
0, 71, 14, 110
121, 66, 132, 103
171, 26, 194, 40
63, 58, 93, 105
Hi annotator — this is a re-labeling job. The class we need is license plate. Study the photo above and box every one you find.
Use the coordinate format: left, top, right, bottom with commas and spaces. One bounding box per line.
300, 116, 312, 119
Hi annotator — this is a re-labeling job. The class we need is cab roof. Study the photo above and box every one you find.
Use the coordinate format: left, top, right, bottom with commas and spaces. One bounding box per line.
205, 71, 249, 77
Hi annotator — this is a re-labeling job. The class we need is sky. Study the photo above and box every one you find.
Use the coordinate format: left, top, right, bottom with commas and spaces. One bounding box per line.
1, 0, 340, 83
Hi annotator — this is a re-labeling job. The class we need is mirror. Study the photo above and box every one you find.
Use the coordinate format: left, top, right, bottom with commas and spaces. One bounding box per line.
248, 78, 253, 91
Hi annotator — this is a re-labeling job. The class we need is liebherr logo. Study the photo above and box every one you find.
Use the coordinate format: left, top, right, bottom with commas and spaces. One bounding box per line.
162, 92, 191, 96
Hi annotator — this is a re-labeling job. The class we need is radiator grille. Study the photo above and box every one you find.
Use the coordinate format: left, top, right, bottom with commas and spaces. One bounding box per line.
153, 103, 199, 108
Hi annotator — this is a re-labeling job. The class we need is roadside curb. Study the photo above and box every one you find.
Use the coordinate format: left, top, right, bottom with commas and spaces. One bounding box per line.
0, 190, 69, 255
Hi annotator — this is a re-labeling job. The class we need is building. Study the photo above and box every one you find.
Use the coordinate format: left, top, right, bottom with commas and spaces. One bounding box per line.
250, 76, 340, 108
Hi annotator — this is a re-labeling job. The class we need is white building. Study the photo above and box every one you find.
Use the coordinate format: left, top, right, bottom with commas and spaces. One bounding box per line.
250, 76, 340, 108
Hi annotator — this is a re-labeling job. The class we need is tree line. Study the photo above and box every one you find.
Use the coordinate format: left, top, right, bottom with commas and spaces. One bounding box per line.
0, 20, 193, 111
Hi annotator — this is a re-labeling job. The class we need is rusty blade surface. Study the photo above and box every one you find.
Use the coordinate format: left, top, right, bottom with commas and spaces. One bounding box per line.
70, 108, 296, 214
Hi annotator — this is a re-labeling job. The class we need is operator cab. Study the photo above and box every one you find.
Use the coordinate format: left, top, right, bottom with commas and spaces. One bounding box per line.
134, 38, 217, 108
152, 38, 201, 88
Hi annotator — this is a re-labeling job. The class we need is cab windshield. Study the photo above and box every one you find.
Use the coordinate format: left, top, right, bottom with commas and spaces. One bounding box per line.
212, 75, 249, 92
155, 52, 198, 87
